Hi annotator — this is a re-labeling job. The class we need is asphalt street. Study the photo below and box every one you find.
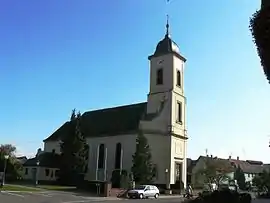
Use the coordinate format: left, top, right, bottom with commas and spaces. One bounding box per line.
0, 191, 183, 203
0, 191, 268, 203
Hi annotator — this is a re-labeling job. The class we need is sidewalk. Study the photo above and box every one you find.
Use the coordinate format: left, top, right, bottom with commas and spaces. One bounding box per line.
159, 194, 183, 198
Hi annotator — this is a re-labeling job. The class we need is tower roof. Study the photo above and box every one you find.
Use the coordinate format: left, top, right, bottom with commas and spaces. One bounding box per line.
148, 16, 186, 62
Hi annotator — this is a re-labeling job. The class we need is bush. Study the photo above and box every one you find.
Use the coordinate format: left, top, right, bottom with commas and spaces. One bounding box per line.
111, 169, 128, 188
192, 190, 251, 203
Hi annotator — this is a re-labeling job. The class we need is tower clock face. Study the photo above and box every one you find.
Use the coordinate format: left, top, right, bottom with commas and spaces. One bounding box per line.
157, 59, 164, 65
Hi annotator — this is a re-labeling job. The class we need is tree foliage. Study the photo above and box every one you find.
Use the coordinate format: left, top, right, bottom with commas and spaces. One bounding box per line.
58, 109, 88, 185
234, 166, 246, 190
250, 1, 270, 83
253, 170, 270, 193
198, 157, 234, 188
0, 144, 23, 181
131, 131, 155, 184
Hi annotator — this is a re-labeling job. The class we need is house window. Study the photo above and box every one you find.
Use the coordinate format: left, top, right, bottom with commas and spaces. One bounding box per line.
45, 169, 50, 176
25, 168, 28, 175
98, 144, 105, 169
177, 70, 181, 86
156, 68, 163, 85
115, 143, 122, 169
177, 102, 182, 124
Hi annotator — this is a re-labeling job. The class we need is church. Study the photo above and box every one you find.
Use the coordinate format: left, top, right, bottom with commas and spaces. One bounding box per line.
43, 20, 188, 188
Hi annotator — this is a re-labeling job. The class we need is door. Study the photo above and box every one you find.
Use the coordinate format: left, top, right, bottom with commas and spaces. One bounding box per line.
144, 186, 151, 197
175, 162, 182, 181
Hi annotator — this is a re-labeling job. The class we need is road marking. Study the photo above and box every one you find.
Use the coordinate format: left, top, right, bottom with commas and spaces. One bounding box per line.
1, 191, 25, 198
62, 200, 90, 203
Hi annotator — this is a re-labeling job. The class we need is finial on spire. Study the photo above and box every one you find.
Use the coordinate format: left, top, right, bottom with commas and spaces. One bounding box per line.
166, 14, 169, 36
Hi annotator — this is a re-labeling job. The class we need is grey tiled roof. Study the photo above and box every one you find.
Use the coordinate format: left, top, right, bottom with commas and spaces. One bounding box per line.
228, 159, 267, 174
188, 156, 270, 175
44, 102, 147, 142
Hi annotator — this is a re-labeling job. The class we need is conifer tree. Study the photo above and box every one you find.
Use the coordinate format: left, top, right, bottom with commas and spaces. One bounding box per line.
59, 109, 88, 185
131, 131, 155, 184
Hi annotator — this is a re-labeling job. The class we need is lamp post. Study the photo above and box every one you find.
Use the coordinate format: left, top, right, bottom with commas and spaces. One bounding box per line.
35, 160, 40, 186
165, 169, 169, 190
2, 155, 9, 186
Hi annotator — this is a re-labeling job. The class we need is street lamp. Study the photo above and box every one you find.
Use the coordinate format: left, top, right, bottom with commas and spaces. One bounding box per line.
1, 155, 9, 186
165, 169, 169, 190
35, 160, 40, 186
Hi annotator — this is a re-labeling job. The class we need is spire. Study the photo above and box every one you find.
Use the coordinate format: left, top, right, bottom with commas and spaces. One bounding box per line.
166, 14, 170, 37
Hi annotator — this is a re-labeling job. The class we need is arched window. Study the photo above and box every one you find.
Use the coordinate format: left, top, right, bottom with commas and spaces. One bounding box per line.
156, 68, 163, 85
115, 143, 122, 169
98, 144, 105, 169
177, 70, 181, 86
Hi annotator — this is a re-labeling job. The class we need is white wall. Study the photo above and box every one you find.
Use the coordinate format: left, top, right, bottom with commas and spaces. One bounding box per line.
84, 134, 137, 182
22, 166, 59, 181
84, 132, 186, 185
44, 141, 61, 154
244, 173, 256, 183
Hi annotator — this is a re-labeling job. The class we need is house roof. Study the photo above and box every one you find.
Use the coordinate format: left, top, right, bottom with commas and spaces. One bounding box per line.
229, 159, 265, 174
16, 156, 27, 164
23, 152, 61, 168
200, 156, 235, 172
44, 102, 147, 142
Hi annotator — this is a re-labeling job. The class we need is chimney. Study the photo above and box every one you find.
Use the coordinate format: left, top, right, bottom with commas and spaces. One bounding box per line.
229, 156, 231, 160
237, 156, 239, 160
211, 155, 213, 158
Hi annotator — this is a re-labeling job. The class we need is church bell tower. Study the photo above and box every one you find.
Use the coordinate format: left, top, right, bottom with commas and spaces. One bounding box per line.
142, 17, 188, 188
147, 17, 187, 135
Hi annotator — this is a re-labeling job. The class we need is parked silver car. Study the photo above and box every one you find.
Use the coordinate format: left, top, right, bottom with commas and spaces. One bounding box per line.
128, 185, 160, 199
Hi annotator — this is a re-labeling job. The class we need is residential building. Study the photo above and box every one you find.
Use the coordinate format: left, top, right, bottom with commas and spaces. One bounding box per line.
190, 156, 234, 188
42, 19, 188, 188
228, 156, 269, 184
189, 155, 270, 187
22, 152, 60, 182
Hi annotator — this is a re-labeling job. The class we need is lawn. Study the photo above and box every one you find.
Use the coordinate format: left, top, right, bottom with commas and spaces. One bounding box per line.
37, 185, 77, 191
1, 185, 43, 192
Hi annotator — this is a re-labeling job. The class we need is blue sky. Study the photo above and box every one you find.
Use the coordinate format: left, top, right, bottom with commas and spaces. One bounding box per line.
1, 0, 269, 162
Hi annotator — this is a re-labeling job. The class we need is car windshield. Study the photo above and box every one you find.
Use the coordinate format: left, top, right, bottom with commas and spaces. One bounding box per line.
135, 185, 146, 190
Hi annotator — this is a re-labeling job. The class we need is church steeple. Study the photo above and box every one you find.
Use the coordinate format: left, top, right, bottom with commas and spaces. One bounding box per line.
148, 16, 186, 62
166, 14, 170, 37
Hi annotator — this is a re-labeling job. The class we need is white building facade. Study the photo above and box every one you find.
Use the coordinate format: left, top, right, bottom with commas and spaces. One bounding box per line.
43, 22, 188, 188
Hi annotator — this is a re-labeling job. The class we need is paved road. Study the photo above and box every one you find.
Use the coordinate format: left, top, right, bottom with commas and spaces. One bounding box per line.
0, 191, 268, 203
0, 191, 184, 203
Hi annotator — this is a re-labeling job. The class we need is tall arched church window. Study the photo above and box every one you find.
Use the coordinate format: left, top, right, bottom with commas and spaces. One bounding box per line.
114, 143, 122, 169
177, 70, 181, 86
156, 68, 163, 85
98, 144, 105, 169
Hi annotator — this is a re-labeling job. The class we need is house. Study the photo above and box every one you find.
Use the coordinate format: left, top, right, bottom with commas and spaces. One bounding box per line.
228, 156, 269, 184
190, 156, 235, 188
189, 155, 270, 187
43, 19, 189, 188
22, 152, 60, 183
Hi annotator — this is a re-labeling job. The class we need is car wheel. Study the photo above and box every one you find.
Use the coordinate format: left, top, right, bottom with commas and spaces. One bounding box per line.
139, 193, 144, 199
154, 193, 159, 199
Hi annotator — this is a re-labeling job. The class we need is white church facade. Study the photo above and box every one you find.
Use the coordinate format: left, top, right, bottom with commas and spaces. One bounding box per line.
43, 22, 188, 188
